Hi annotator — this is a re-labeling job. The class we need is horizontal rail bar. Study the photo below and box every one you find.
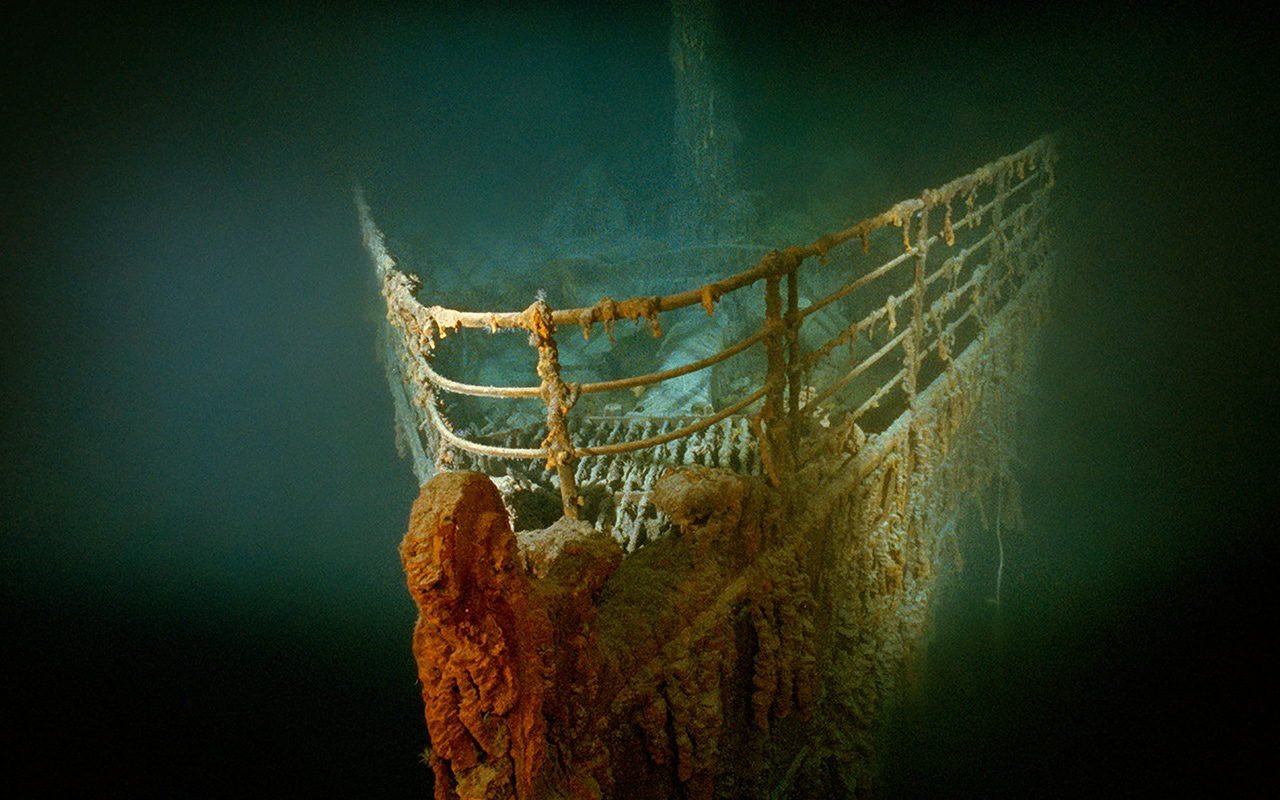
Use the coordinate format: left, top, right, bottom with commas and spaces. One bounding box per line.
379, 137, 1056, 337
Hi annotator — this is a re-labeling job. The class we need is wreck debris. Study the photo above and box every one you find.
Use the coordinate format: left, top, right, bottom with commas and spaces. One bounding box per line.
369, 136, 1059, 797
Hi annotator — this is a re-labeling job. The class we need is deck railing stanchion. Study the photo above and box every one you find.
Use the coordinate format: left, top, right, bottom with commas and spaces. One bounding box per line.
759, 262, 788, 485
524, 297, 581, 518
906, 205, 930, 415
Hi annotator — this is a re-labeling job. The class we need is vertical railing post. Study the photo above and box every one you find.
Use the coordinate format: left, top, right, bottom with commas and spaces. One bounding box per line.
785, 265, 802, 462
982, 170, 1009, 325
905, 206, 930, 414
758, 252, 789, 486
524, 297, 580, 519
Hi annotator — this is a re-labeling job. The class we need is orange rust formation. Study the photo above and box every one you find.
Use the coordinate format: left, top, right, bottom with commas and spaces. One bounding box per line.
401, 472, 552, 800
402, 468, 819, 799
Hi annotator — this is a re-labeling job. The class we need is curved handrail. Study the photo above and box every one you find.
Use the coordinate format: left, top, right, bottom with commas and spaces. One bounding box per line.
360, 135, 1059, 516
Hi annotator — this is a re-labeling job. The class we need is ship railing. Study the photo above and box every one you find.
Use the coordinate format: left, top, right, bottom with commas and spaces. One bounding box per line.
357, 135, 1058, 532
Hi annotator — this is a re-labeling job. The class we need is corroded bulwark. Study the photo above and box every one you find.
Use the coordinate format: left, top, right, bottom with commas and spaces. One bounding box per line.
405, 468, 823, 799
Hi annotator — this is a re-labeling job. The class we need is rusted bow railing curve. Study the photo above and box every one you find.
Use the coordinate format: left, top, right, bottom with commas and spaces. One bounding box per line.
358, 134, 1058, 542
